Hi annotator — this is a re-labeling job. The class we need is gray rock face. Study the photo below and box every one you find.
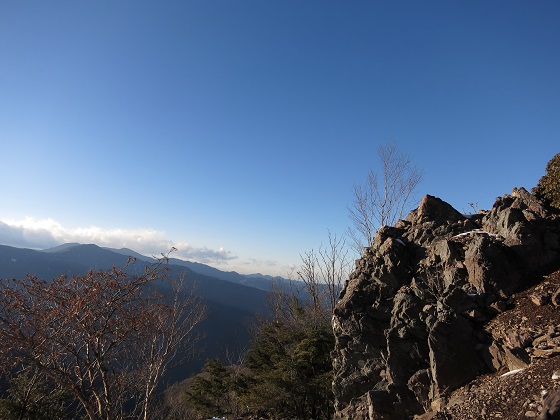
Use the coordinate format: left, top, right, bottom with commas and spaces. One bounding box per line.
332, 189, 560, 419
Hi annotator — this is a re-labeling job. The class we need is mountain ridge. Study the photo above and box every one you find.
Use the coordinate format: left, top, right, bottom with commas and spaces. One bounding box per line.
0, 242, 272, 381
49, 243, 294, 291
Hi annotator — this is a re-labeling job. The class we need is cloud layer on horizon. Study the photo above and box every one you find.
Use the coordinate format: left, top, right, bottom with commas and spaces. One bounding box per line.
0, 217, 235, 265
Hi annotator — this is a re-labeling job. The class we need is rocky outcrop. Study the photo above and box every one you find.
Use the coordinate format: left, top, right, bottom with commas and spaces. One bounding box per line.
332, 188, 560, 419
423, 269, 560, 419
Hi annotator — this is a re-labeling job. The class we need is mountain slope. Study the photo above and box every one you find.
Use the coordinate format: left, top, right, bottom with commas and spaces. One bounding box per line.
0, 243, 270, 380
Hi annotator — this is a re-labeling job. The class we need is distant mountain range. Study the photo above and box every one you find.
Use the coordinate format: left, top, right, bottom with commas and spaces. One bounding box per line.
0, 242, 290, 384
104, 247, 293, 292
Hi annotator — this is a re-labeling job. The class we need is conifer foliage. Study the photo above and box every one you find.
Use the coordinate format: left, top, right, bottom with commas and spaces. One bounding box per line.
186, 359, 250, 419
245, 309, 334, 419
0, 368, 72, 419
183, 236, 347, 419
183, 301, 334, 419
534, 152, 560, 209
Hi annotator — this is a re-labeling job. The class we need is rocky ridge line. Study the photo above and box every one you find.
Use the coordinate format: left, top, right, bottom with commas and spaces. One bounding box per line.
332, 188, 560, 419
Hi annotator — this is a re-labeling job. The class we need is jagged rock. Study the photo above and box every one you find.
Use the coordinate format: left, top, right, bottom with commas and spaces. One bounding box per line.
408, 369, 431, 411
505, 347, 531, 370
414, 270, 560, 418
406, 195, 465, 226
531, 291, 551, 306
532, 348, 560, 359
483, 187, 560, 272
488, 300, 508, 314
463, 233, 521, 297
483, 340, 506, 372
540, 389, 560, 419
506, 330, 534, 349
428, 315, 485, 398
551, 287, 560, 306
333, 190, 560, 419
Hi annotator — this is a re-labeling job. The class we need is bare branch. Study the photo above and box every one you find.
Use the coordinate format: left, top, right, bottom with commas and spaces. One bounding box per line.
348, 141, 423, 253
0, 253, 207, 420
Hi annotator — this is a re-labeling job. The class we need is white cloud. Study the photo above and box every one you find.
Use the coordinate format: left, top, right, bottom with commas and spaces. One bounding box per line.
0, 218, 60, 249
0, 217, 236, 265
0, 218, 296, 276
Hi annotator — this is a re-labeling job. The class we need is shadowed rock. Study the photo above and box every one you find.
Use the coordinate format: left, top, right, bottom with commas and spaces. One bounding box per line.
540, 390, 560, 420
332, 189, 560, 419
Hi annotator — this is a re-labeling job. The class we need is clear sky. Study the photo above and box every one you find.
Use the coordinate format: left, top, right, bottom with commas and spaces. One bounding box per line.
1, 1, 558, 276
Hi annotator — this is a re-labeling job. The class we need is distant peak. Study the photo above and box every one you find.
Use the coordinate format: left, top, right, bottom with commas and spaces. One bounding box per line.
41, 243, 83, 253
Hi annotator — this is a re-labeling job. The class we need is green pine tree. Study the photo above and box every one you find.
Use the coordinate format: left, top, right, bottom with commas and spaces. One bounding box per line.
185, 359, 251, 419
245, 306, 334, 419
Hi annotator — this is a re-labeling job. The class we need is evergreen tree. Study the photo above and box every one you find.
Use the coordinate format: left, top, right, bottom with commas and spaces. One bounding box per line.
534, 152, 560, 209
185, 359, 250, 419
183, 234, 346, 419
0, 369, 72, 420
245, 305, 334, 419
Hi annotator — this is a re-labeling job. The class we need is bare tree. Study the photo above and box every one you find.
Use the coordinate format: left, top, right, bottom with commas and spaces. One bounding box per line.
0, 254, 206, 420
267, 273, 306, 326
318, 231, 350, 314
348, 141, 423, 252
133, 276, 206, 420
296, 231, 350, 320
298, 248, 322, 320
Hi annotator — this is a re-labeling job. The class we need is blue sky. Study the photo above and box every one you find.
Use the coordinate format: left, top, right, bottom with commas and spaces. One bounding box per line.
1, 1, 558, 276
